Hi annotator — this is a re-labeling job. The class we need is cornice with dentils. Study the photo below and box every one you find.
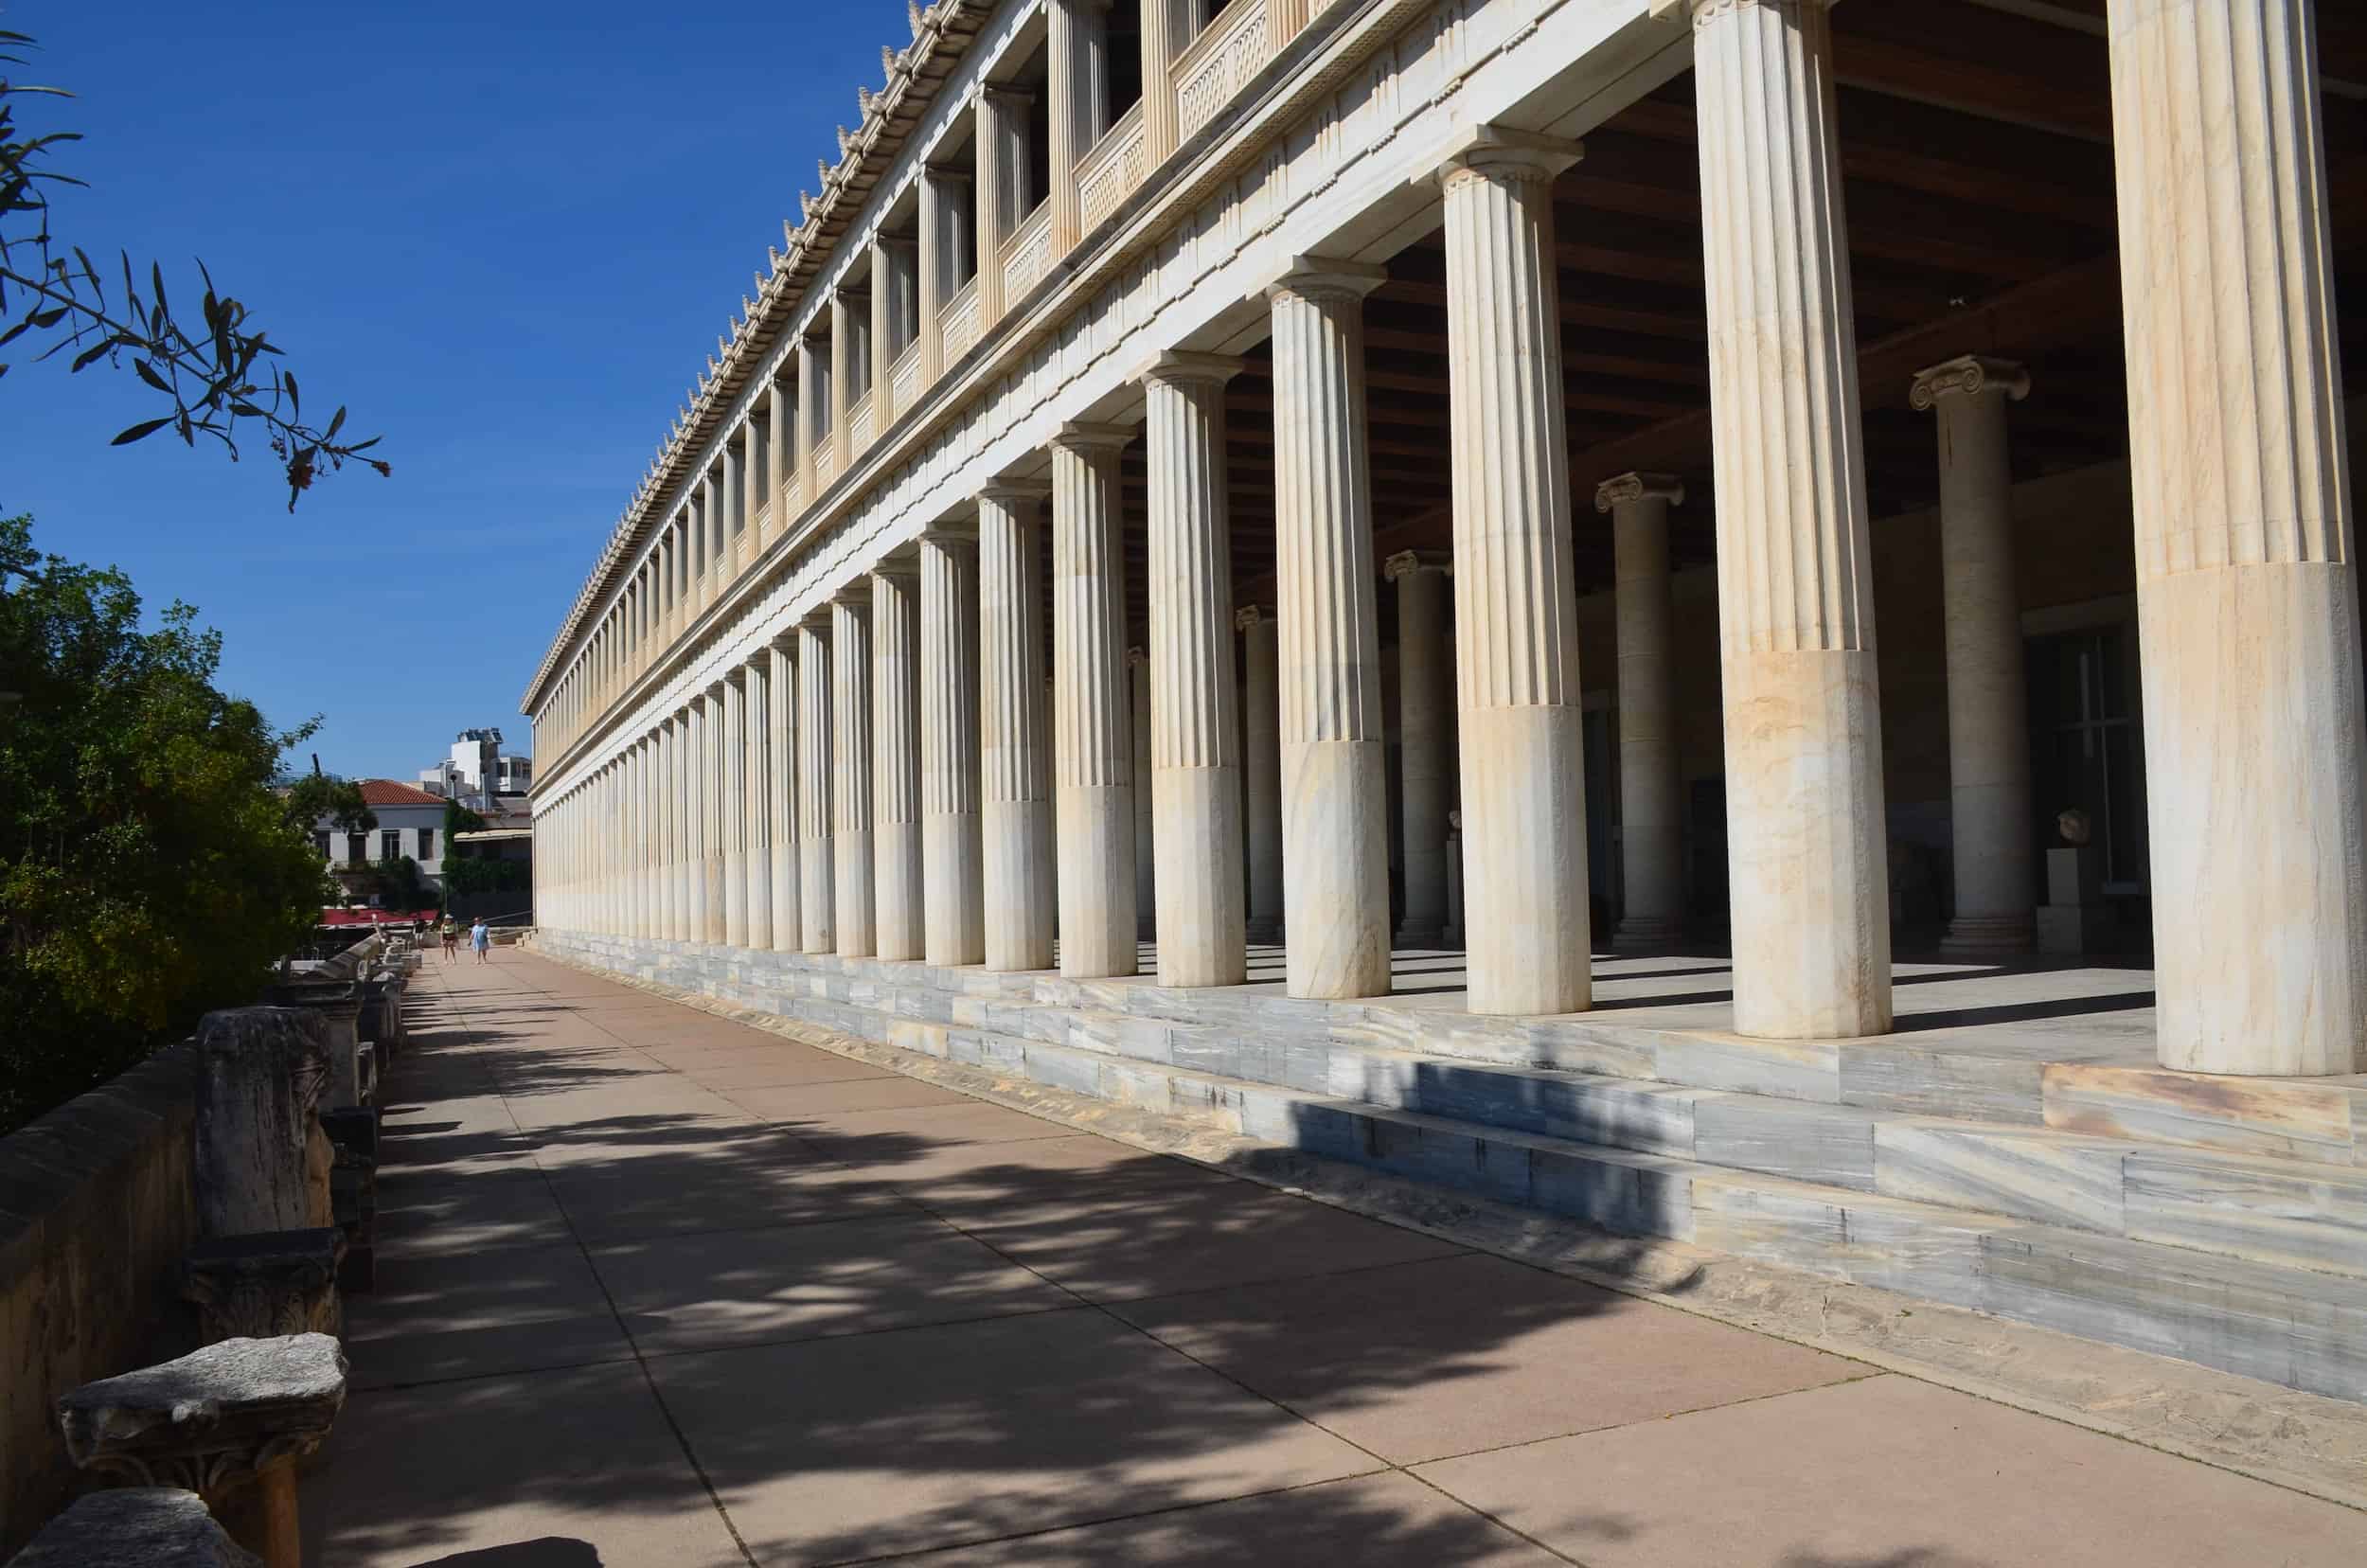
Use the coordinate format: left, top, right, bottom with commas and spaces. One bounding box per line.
522, 0, 992, 715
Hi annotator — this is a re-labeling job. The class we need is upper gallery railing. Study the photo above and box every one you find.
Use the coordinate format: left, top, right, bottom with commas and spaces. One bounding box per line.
1000, 202, 1056, 305
1175, 0, 1275, 144
940, 274, 982, 364
888, 340, 921, 420
1077, 98, 1150, 236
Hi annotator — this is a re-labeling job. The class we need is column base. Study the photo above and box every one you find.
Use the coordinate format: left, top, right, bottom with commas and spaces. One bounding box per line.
1245, 918, 1284, 944
1941, 913, 2035, 960
1393, 922, 1445, 950
1612, 916, 1685, 955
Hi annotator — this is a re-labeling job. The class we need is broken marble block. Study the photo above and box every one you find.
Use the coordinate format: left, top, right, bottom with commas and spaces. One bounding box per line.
181, 1230, 346, 1343
260, 982, 369, 1111
194, 1007, 334, 1238
58, 1335, 347, 1568
8, 1488, 260, 1568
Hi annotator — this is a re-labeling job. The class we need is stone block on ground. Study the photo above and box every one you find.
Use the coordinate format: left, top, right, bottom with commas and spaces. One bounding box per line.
193, 1008, 334, 1238
8, 1488, 259, 1568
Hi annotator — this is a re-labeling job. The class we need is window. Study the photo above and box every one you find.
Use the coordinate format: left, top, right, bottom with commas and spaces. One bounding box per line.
314, 830, 331, 860
347, 833, 367, 866
382, 830, 401, 862
2029, 626, 2148, 893
418, 827, 435, 861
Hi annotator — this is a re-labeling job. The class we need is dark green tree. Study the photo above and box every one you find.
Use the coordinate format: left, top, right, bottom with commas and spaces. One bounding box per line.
0, 513, 328, 1131
285, 774, 376, 840
0, 30, 387, 508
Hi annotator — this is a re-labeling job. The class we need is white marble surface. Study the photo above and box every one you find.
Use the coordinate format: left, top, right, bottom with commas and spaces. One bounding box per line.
1597, 473, 1685, 951
980, 485, 1056, 971
797, 617, 837, 954
1693, 0, 1891, 1041
919, 529, 985, 966
2109, 0, 2367, 1075
1051, 427, 1139, 978
870, 563, 925, 962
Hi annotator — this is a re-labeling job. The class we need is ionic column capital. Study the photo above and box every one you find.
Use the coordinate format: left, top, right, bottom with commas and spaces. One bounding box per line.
1909, 354, 2031, 411
1593, 472, 1687, 513
1234, 604, 1276, 633
1048, 420, 1132, 455
1434, 125, 1584, 188
981, 85, 1036, 113
1651, 0, 1841, 24
1264, 256, 1387, 306
1382, 549, 1451, 581
1138, 350, 1248, 390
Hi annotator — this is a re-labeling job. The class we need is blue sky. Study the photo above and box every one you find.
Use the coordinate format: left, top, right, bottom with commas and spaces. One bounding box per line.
6, 1, 898, 780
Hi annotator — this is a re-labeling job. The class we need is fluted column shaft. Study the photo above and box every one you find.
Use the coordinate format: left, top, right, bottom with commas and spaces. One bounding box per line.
767, 641, 800, 953
768, 382, 793, 540
872, 564, 925, 961
723, 674, 749, 948
979, 486, 1057, 971
744, 657, 774, 951
1909, 358, 2036, 957
1051, 426, 1139, 978
703, 684, 729, 944
1387, 553, 1451, 946
1047, 0, 1112, 253
1238, 606, 1283, 942
1442, 134, 1592, 1015
832, 595, 876, 956
1145, 356, 1247, 988
684, 697, 709, 943
658, 718, 678, 941
1268, 265, 1391, 1001
1595, 474, 1686, 951
797, 619, 837, 953
1130, 649, 1156, 938
921, 529, 986, 966
2109, 0, 2363, 1073
975, 90, 1031, 328
1691, 0, 1891, 1039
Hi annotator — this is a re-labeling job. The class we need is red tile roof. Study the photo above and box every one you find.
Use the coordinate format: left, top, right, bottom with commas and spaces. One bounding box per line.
356, 779, 447, 807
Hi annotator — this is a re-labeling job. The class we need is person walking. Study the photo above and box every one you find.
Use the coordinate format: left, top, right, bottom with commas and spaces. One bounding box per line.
439, 914, 459, 962
470, 917, 492, 965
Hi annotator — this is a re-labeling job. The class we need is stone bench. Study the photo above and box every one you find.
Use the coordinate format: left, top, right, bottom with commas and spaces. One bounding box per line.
8, 1488, 258, 1567
58, 1334, 347, 1568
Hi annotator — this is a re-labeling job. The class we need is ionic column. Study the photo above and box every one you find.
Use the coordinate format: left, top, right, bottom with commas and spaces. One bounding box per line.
1439, 131, 1592, 1015
831, 588, 876, 957
722, 672, 749, 948
1908, 357, 2036, 958
920, 526, 986, 966
1050, 424, 1139, 978
872, 560, 925, 961
768, 638, 801, 953
1268, 262, 1391, 1000
1385, 551, 1452, 948
1144, 354, 1248, 988
767, 378, 793, 541
975, 89, 1032, 329
660, 716, 680, 941
1142, 0, 1194, 164
2109, 0, 2364, 1075
869, 241, 900, 425
1690, 0, 1891, 1039
744, 655, 774, 951
794, 337, 824, 489
641, 736, 658, 939
700, 471, 721, 604
1047, 0, 1112, 254
1595, 472, 1687, 953
1237, 604, 1284, 943
796, 615, 837, 953
979, 483, 1057, 971
918, 168, 966, 384
1129, 647, 1156, 940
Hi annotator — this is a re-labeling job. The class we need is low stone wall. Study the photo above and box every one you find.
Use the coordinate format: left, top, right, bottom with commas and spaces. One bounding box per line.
0, 1042, 205, 1556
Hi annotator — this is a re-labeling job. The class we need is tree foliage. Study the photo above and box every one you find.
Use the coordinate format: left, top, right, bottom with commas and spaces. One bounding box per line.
0, 513, 328, 1131
285, 773, 376, 838
0, 30, 388, 508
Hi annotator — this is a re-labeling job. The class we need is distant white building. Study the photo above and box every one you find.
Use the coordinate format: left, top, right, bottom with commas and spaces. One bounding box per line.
417, 728, 531, 805
311, 779, 450, 899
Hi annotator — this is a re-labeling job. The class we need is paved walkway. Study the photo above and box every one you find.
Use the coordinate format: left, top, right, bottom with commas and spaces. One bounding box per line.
311, 952, 2367, 1567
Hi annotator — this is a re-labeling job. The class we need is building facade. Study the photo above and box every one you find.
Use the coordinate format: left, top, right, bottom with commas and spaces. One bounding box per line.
313, 779, 449, 889
521, 0, 2366, 1080
419, 728, 531, 802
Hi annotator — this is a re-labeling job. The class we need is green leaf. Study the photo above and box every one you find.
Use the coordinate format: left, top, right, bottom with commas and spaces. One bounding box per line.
110, 417, 170, 445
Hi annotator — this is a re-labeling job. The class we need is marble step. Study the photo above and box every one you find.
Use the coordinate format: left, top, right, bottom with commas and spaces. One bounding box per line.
885, 995, 2367, 1281
872, 1009, 2367, 1405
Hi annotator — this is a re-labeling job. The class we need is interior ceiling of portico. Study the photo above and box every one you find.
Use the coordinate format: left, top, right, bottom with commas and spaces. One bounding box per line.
1095, 0, 2367, 649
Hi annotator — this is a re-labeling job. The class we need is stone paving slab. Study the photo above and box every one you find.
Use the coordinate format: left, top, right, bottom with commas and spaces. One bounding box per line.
1415, 1373, 2367, 1566
304, 953, 2367, 1567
